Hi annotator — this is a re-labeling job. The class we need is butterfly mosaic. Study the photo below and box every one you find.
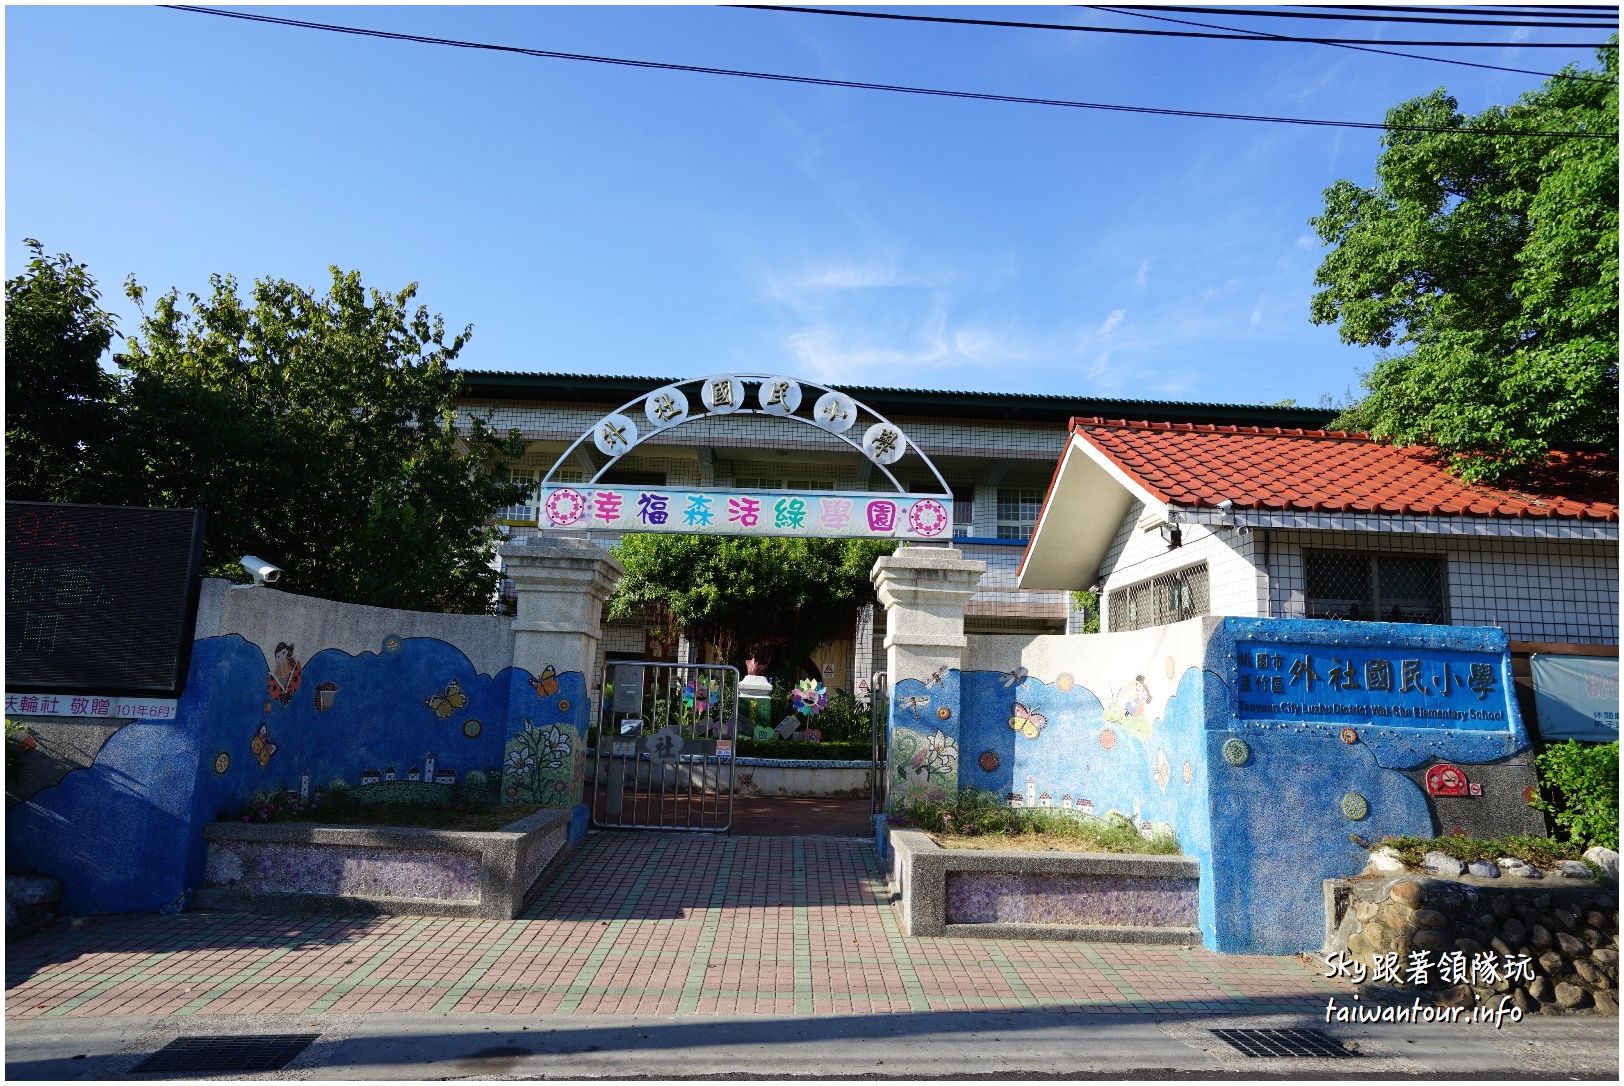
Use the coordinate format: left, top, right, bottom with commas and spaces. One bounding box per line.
424, 679, 469, 719
250, 723, 277, 768
530, 665, 560, 700
1008, 702, 1047, 740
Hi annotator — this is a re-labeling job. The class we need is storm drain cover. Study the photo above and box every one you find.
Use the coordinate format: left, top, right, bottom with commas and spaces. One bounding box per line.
131, 1033, 320, 1075
1209, 1028, 1355, 1059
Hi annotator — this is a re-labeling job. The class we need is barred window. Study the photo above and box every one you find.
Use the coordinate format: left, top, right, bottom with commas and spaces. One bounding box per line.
1304, 550, 1448, 624
1108, 563, 1210, 632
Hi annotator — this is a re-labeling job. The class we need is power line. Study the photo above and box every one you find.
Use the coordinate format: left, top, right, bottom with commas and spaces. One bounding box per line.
1099, 5, 1616, 28
738, 5, 1618, 48
161, 6, 1617, 140
1302, 5, 1620, 17
1089, 4, 1617, 83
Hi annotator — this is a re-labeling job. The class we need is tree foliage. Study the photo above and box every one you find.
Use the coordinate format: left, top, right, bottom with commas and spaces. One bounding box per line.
4, 240, 120, 501
1310, 47, 1618, 481
110, 266, 528, 612
608, 534, 897, 680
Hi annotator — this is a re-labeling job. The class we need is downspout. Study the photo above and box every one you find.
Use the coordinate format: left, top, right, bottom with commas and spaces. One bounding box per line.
1255, 527, 1271, 617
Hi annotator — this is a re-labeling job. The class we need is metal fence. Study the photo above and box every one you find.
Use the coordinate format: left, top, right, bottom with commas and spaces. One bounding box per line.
590, 661, 739, 832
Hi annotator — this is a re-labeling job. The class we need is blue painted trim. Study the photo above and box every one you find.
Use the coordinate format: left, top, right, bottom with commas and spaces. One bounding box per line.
953, 536, 1028, 547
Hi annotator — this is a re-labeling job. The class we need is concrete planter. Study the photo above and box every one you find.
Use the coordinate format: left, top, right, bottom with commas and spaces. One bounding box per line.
734, 756, 870, 798
197, 807, 570, 919
882, 823, 1201, 944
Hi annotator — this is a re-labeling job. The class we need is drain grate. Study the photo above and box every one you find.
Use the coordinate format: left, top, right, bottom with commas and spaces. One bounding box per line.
131, 1033, 320, 1075
1210, 1028, 1356, 1059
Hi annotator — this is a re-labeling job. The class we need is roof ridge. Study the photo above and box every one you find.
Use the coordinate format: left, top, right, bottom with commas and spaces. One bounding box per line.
1071, 416, 1370, 441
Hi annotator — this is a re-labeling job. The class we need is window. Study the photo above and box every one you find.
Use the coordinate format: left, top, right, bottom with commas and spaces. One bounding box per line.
1304, 551, 1447, 624
733, 474, 836, 491
996, 487, 1043, 540
1108, 563, 1210, 632
498, 469, 539, 523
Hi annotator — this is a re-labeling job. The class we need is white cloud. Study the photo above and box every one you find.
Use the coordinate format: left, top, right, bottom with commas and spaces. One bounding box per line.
1295, 234, 1318, 250
1250, 294, 1268, 328
1099, 308, 1126, 337
1135, 260, 1149, 289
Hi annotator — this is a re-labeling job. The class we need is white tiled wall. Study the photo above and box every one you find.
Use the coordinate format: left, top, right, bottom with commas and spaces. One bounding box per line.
1264, 530, 1619, 645
1095, 501, 1262, 631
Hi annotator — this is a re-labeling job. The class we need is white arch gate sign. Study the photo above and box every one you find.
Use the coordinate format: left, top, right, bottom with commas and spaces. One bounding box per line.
538, 374, 954, 540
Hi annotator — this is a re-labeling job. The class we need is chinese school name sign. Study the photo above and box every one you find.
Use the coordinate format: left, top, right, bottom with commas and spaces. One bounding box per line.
1235, 643, 1509, 730
540, 486, 954, 541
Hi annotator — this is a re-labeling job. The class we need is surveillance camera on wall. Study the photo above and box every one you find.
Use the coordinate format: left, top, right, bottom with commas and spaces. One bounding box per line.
238, 555, 283, 587
1216, 498, 1235, 511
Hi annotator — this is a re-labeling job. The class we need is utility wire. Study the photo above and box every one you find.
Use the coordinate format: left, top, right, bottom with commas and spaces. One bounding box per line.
738, 5, 1618, 48
162, 6, 1617, 139
1098, 5, 1615, 28
1089, 5, 1618, 83
1303, 5, 1619, 17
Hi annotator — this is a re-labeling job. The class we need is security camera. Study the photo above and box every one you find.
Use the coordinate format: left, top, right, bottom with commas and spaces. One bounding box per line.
1216, 498, 1235, 511
239, 555, 283, 587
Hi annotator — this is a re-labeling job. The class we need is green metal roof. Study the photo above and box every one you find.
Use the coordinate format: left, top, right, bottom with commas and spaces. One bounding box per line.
453, 369, 1340, 427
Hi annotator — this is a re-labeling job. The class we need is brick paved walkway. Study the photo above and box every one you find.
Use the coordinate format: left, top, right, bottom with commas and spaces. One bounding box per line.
6, 834, 1343, 1022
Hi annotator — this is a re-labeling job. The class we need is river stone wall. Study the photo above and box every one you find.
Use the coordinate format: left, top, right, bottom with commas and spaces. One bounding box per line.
1325, 873, 1619, 1016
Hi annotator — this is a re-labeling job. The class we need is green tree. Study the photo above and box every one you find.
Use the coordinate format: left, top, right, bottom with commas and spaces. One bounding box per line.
1310, 47, 1618, 482
4, 240, 120, 501
608, 534, 897, 679
112, 266, 529, 613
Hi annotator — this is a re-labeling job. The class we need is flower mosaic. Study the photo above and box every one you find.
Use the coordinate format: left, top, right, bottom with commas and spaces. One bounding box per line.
893, 726, 957, 805
501, 721, 577, 805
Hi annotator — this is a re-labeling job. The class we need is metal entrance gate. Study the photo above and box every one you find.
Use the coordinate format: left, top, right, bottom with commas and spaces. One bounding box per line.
591, 661, 739, 832
869, 671, 888, 814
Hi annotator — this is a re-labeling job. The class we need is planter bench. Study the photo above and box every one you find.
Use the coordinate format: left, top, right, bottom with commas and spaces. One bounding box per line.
882, 823, 1201, 944
197, 807, 570, 919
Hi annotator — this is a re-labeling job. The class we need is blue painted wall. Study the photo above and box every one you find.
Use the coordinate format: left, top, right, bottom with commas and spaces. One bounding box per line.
7, 633, 586, 916
951, 617, 1533, 954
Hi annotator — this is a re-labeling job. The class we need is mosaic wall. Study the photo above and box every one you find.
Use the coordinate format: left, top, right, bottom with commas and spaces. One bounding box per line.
949, 617, 1537, 954
6, 586, 589, 917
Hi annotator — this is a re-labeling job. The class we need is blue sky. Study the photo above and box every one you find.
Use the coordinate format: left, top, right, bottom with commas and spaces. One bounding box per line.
5, 4, 1613, 404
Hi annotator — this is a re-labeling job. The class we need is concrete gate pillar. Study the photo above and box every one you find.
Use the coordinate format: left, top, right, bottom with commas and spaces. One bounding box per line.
498, 535, 623, 828
872, 547, 985, 810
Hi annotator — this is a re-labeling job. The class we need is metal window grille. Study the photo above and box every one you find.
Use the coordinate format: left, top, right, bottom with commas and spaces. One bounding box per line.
1108, 562, 1210, 632
1304, 550, 1447, 624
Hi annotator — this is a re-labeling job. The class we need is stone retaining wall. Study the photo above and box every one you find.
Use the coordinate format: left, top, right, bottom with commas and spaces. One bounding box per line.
1324, 872, 1619, 1016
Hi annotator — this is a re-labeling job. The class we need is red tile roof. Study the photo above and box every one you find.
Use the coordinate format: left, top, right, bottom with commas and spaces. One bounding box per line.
1069, 418, 1618, 522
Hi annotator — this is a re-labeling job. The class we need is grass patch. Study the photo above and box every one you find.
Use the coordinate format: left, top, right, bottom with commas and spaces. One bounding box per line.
890, 788, 1180, 855
225, 783, 550, 832
1376, 833, 1585, 869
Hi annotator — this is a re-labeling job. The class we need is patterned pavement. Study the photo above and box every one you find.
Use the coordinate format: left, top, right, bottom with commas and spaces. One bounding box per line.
6, 833, 1344, 1022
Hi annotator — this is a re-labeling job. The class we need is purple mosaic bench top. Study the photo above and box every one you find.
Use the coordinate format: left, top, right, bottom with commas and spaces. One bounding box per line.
204, 840, 482, 903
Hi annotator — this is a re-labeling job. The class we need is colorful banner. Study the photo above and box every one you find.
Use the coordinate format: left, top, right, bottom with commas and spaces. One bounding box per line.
540, 485, 954, 541
1530, 654, 1619, 742
1234, 642, 1510, 730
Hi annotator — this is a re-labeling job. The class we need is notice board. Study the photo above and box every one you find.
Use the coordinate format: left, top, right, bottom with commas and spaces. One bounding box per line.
5, 502, 207, 695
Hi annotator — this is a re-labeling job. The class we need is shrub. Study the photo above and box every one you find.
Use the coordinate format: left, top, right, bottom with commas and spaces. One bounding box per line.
1533, 741, 1619, 851
890, 788, 1180, 855
1376, 833, 1584, 869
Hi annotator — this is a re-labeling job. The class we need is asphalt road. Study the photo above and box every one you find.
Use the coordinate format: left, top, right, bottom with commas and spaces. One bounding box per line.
6, 1007, 1619, 1080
